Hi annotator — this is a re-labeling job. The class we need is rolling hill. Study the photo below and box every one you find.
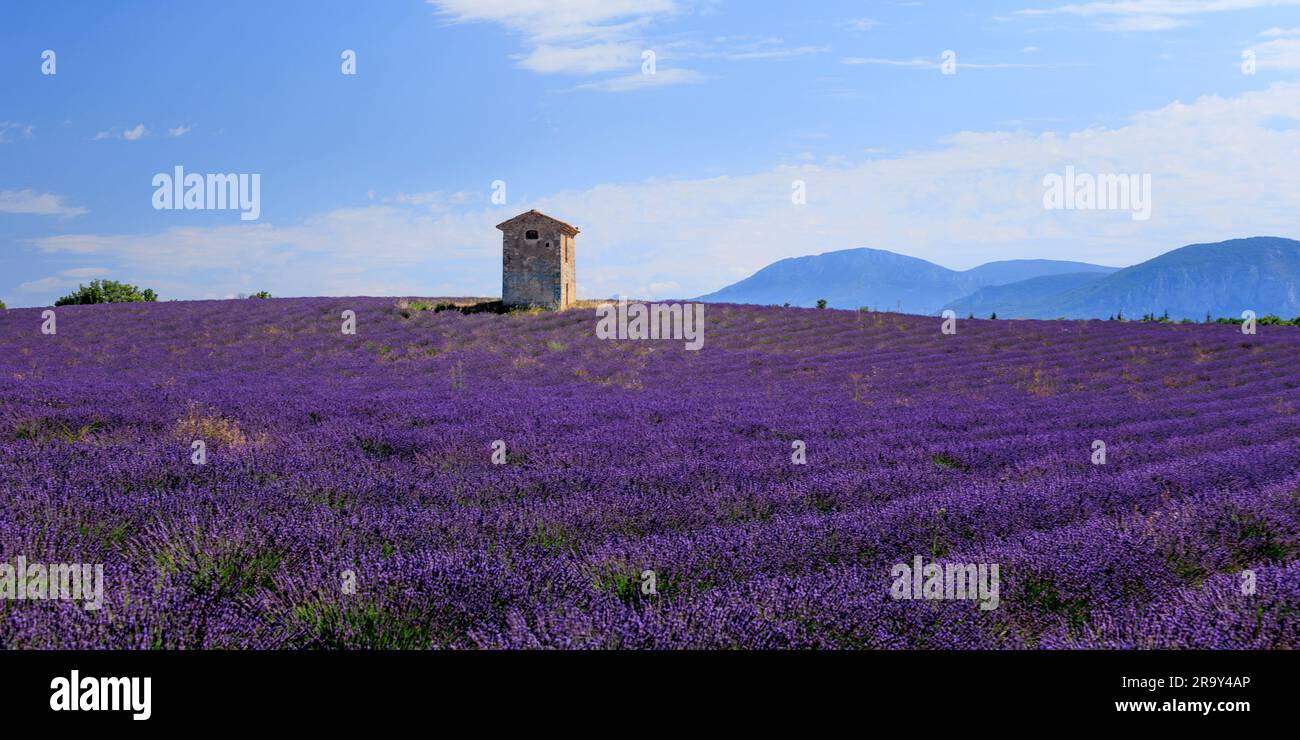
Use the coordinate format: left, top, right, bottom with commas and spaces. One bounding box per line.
945, 272, 1112, 318
943, 237, 1300, 320
695, 248, 1117, 313
699, 237, 1300, 320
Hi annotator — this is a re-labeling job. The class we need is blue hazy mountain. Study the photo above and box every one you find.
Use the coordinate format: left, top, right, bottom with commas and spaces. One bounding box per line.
959, 259, 1117, 287
943, 237, 1300, 320
696, 247, 1118, 313
945, 272, 1112, 317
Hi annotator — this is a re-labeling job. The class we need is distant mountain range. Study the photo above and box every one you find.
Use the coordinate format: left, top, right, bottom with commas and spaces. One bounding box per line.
697, 236, 1300, 320
696, 249, 1119, 314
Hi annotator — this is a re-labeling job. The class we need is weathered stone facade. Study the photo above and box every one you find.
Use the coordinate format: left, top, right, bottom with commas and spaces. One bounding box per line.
497, 210, 578, 310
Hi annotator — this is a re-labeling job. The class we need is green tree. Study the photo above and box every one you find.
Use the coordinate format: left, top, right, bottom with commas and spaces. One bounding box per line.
248, 291, 272, 299
0, 299, 6, 310
815, 299, 828, 309
54, 279, 158, 306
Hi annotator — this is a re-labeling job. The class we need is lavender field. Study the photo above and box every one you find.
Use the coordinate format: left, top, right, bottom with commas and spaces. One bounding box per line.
1, 297, 1297, 649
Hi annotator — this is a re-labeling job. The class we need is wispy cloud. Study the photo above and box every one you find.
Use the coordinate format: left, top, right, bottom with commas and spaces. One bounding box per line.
519, 42, 643, 73
1018, 1, 1300, 32
168, 125, 192, 138
843, 56, 934, 68
1250, 26, 1300, 71
429, 0, 679, 39
28, 209, 492, 301
93, 123, 150, 141
427, 2, 798, 92
723, 45, 828, 61
17, 267, 112, 295
370, 189, 476, 212
0, 121, 34, 143
428, 0, 681, 74
1255, 38, 1300, 69
0, 190, 88, 217
844, 17, 883, 31
667, 35, 830, 62
561, 67, 705, 92
842, 55, 1053, 69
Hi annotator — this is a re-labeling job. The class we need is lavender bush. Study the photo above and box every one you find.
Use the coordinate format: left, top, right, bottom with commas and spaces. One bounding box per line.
0, 298, 1296, 648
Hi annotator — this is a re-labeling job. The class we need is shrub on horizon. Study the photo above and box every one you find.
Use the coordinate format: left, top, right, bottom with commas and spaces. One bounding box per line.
54, 279, 158, 306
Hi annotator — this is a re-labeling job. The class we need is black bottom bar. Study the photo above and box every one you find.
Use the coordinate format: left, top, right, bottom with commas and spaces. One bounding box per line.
3, 649, 1289, 727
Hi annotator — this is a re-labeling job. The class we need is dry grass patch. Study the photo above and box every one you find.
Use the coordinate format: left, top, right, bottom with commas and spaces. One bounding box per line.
175, 402, 262, 447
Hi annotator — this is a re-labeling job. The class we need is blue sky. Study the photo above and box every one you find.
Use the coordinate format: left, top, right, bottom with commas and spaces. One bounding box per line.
2, 0, 1300, 307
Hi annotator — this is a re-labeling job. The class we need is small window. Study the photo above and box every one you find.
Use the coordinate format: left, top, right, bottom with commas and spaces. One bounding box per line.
525, 230, 539, 240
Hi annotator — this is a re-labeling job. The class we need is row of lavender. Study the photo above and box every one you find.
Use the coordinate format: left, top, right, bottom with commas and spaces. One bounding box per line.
1, 298, 1296, 648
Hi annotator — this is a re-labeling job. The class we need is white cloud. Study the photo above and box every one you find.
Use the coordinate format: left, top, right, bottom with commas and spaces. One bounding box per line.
723, 45, 828, 61
1251, 26, 1300, 71
17, 267, 112, 295
94, 124, 150, 141
428, 0, 678, 38
427, 2, 824, 90
0, 121, 35, 142
843, 56, 935, 68
429, 0, 817, 93
671, 35, 830, 63
168, 125, 192, 137
0, 190, 88, 217
1102, 14, 1190, 30
1252, 37, 1300, 70
844, 18, 883, 31
842, 56, 1051, 69
380, 190, 476, 211
28, 207, 499, 300
26, 83, 1300, 301
562, 67, 705, 92
428, 0, 680, 74
518, 42, 643, 73
1018, 1, 1300, 31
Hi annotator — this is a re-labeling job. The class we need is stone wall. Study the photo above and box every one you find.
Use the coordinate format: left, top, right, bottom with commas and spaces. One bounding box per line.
500, 213, 576, 309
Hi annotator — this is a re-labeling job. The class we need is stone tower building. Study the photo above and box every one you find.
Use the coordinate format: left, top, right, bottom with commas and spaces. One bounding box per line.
496, 209, 578, 310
